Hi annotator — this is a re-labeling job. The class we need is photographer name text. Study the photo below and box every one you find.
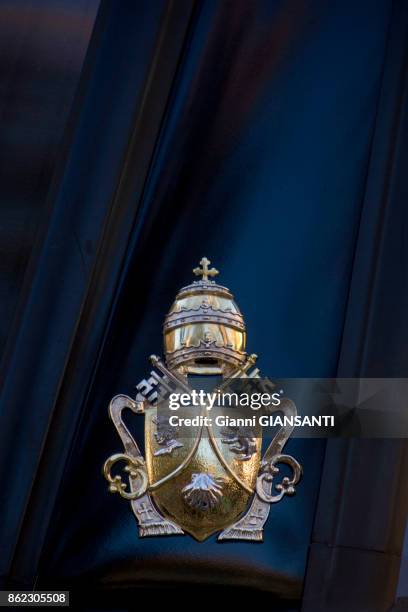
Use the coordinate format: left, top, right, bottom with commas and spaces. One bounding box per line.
167, 414, 335, 428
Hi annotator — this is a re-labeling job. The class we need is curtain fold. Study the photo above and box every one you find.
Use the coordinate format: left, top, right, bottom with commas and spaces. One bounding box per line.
36, 0, 392, 597
1, 0, 406, 607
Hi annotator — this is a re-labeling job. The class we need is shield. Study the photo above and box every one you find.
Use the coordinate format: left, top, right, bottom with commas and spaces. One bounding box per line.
144, 404, 262, 541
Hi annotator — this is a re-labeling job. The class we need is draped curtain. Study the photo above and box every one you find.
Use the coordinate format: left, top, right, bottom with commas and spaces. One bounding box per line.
1, 1, 407, 609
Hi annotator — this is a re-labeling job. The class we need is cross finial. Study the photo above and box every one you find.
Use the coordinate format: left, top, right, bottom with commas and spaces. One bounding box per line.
193, 257, 219, 282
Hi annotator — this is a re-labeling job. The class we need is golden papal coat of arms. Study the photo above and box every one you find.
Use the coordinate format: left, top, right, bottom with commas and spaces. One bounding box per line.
103, 258, 302, 541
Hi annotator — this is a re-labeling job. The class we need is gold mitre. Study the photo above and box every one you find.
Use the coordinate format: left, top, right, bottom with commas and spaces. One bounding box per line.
163, 257, 247, 375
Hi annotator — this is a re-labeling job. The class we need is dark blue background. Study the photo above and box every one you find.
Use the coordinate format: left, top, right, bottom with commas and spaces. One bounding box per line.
37, 0, 390, 594
1, 0, 407, 606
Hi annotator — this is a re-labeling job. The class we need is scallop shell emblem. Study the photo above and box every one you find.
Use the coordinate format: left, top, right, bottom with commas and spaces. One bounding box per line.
182, 473, 225, 510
